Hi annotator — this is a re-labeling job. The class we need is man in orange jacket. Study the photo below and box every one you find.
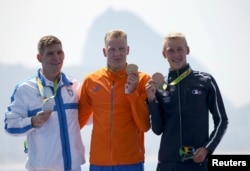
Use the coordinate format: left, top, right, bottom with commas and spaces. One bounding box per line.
78, 29, 151, 171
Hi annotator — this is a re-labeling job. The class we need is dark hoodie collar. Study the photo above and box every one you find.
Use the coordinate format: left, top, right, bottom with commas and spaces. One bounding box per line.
168, 64, 192, 84
169, 64, 191, 75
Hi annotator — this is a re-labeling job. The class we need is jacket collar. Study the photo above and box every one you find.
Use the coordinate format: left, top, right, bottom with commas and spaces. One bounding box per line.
37, 68, 72, 86
103, 66, 127, 81
168, 64, 192, 81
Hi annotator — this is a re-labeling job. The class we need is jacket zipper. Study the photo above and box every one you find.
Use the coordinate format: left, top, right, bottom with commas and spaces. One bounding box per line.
110, 82, 114, 162
177, 70, 183, 148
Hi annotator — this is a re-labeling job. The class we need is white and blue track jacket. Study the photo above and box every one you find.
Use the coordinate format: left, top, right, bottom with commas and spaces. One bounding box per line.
4, 69, 85, 171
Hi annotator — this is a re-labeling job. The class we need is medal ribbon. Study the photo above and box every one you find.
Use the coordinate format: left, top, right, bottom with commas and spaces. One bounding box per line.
24, 78, 58, 153
36, 77, 58, 102
160, 68, 191, 90
169, 68, 192, 86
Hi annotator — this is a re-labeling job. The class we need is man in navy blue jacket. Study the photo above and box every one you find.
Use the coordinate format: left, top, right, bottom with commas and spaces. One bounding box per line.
146, 32, 228, 171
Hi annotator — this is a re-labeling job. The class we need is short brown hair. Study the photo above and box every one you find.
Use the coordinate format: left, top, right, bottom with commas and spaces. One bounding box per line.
38, 35, 62, 55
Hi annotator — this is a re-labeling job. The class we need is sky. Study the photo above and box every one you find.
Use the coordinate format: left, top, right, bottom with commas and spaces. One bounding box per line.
1, 0, 250, 108
1, 0, 250, 170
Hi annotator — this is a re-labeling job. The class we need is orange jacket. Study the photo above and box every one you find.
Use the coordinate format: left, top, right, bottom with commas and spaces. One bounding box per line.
78, 67, 151, 165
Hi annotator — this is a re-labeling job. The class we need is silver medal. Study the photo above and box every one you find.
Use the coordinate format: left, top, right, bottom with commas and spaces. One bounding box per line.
42, 100, 53, 111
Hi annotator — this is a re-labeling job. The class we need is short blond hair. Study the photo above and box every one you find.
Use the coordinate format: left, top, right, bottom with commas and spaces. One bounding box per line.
162, 32, 188, 51
38, 35, 62, 55
104, 29, 127, 47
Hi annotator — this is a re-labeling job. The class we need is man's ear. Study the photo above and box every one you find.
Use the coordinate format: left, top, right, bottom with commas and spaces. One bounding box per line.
186, 46, 190, 55
127, 46, 130, 55
162, 51, 167, 58
103, 48, 107, 57
37, 54, 42, 62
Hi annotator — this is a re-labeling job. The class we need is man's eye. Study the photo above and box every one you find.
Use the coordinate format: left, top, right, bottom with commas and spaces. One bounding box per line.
57, 51, 63, 55
47, 52, 54, 56
177, 48, 184, 52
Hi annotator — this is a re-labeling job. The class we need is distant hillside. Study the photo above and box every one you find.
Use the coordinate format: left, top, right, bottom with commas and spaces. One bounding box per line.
81, 8, 207, 75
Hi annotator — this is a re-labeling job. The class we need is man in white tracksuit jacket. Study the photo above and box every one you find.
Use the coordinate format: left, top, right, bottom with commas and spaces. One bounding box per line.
4, 35, 85, 171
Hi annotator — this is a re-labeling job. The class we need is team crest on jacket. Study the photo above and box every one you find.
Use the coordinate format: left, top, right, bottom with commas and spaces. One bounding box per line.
192, 89, 202, 95
93, 85, 101, 92
67, 87, 74, 96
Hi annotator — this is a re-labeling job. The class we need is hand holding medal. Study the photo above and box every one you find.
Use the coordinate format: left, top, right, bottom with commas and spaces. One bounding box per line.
152, 72, 167, 90
152, 72, 165, 86
31, 99, 53, 128
126, 64, 138, 75
125, 64, 138, 94
32, 77, 56, 128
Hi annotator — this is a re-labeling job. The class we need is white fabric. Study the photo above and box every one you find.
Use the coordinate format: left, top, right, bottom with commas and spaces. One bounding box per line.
5, 71, 85, 170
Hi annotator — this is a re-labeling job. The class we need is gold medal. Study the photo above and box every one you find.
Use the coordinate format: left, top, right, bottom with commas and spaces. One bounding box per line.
126, 64, 138, 74
125, 64, 139, 94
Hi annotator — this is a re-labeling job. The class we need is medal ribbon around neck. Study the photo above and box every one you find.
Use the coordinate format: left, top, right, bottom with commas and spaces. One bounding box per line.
24, 78, 59, 153
169, 68, 192, 86
160, 68, 192, 90
36, 77, 59, 103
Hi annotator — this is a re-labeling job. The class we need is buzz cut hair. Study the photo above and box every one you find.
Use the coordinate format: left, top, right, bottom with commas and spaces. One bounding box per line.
162, 32, 188, 51
104, 29, 127, 47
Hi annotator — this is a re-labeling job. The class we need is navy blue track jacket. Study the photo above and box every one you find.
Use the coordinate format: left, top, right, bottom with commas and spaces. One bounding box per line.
147, 64, 228, 162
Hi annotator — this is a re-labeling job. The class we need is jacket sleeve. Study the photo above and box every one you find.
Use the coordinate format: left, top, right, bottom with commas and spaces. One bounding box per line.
78, 78, 93, 129
205, 76, 229, 153
147, 91, 165, 135
4, 86, 34, 136
126, 73, 151, 132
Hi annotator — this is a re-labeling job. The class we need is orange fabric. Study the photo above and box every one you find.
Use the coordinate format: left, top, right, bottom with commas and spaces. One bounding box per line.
78, 67, 151, 165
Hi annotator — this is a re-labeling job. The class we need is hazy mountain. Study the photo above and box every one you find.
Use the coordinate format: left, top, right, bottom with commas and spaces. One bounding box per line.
1, 8, 249, 169
80, 8, 208, 75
